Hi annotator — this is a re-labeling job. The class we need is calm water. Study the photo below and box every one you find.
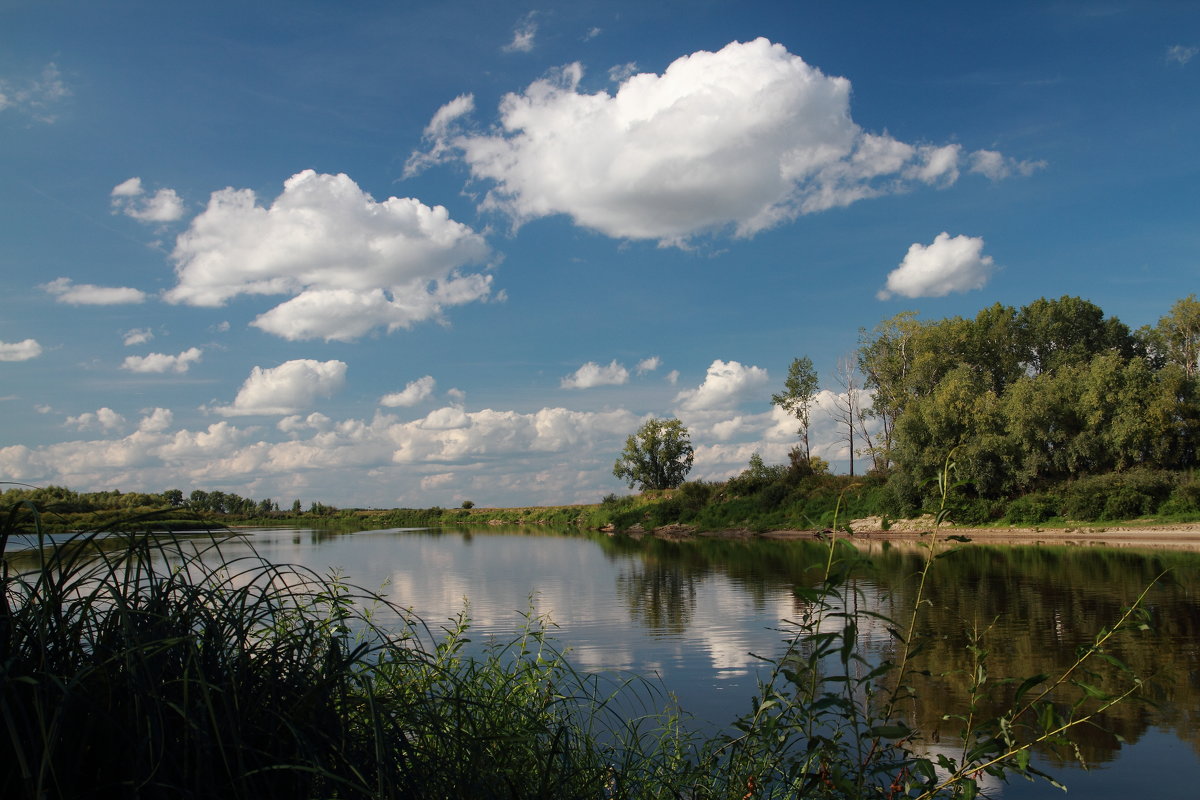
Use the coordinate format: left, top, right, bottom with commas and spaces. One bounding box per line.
73, 526, 1200, 798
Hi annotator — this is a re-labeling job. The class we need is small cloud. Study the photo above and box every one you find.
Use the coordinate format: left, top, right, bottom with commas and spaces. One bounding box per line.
380, 375, 436, 407
122, 328, 154, 346
111, 177, 143, 197
0, 63, 69, 123
0, 338, 42, 361
65, 407, 125, 432
561, 360, 630, 389
636, 356, 661, 374
969, 149, 1046, 180
446, 387, 467, 404
584, 27, 602, 41
878, 232, 995, 300
666, 370, 680, 385
214, 359, 347, 416
111, 177, 185, 223
42, 277, 146, 305
608, 62, 638, 83
121, 347, 203, 374
278, 412, 332, 434
502, 13, 538, 53
1167, 45, 1198, 66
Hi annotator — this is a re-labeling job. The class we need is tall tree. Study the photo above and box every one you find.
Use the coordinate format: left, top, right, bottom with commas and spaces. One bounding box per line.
613, 418, 695, 491
829, 356, 865, 476
858, 311, 924, 464
771, 356, 820, 462
1156, 294, 1200, 378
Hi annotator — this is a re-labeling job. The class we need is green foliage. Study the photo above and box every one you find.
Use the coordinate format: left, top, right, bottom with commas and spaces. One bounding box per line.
613, 418, 695, 491
772, 355, 820, 460
1059, 470, 1177, 522
1005, 493, 1061, 524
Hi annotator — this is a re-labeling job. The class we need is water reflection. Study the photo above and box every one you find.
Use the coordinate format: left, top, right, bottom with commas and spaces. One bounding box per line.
7, 526, 1198, 797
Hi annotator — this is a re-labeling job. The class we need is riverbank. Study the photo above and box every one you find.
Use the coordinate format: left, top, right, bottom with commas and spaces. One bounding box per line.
614, 517, 1200, 552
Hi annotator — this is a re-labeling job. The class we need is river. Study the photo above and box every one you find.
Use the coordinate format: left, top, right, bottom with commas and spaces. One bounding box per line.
67, 525, 1200, 798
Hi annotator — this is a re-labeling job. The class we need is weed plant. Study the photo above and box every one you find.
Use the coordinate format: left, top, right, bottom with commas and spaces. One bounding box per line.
1, 477, 1156, 800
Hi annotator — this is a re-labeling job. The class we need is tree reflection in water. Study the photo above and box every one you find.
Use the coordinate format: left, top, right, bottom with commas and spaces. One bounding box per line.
599, 532, 1200, 766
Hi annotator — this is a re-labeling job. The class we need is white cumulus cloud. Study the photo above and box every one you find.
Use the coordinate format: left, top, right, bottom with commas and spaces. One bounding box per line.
41, 277, 147, 305
66, 407, 126, 432
675, 359, 770, 412
878, 232, 995, 300
0, 338, 42, 361
122, 328, 154, 346
380, 375, 436, 407
412, 38, 1028, 245
561, 360, 630, 389
121, 347, 203, 374
214, 359, 348, 417
166, 170, 493, 341
111, 177, 185, 222
636, 356, 661, 374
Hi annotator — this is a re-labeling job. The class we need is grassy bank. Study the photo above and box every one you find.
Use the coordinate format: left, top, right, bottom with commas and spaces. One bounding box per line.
1, 495, 1157, 799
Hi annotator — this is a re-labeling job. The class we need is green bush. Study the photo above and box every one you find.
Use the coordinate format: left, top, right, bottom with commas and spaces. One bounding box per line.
1005, 493, 1061, 524
1160, 476, 1200, 516
1061, 470, 1176, 521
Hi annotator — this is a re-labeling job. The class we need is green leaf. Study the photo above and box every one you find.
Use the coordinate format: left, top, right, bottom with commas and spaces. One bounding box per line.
1014, 673, 1049, 703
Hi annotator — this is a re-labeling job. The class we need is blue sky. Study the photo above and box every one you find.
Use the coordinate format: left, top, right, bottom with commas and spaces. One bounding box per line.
1, 1, 1197, 508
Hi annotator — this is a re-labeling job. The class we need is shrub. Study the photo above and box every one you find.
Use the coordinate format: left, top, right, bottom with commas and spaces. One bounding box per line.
1061, 470, 1175, 521
1005, 493, 1061, 524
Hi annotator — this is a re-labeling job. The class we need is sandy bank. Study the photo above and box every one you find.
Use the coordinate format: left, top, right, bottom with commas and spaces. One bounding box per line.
622, 518, 1200, 552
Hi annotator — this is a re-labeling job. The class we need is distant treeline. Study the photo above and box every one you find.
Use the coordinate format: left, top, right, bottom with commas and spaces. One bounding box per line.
0, 484, 341, 530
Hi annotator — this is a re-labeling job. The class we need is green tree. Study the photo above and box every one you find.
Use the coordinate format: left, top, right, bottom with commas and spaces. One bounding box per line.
613, 418, 694, 491
771, 356, 820, 462
1156, 294, 1200, 378
162, 489, 184, 507
1015, 295, 1134, 375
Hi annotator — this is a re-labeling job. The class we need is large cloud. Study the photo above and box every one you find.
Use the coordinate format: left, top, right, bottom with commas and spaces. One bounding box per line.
674, 359, 769, 412
412, 38, 1038, 245
877, 232, 995, 300
166, 170, 493, 341
214, 359, 348, 416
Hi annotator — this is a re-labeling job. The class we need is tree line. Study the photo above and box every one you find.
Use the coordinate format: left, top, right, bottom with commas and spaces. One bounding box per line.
611, 294, 1200, 527
0, 484, 337, 520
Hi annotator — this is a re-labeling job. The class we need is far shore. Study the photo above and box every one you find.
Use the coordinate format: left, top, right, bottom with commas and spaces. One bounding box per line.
614, 517, 1200, 552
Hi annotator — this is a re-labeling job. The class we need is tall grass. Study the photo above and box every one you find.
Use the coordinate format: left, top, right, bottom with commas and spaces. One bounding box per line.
1, 487, 1157, 799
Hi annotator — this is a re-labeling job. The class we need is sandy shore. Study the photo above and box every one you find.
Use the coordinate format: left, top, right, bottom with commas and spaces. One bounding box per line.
636, 518, 1200, 552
